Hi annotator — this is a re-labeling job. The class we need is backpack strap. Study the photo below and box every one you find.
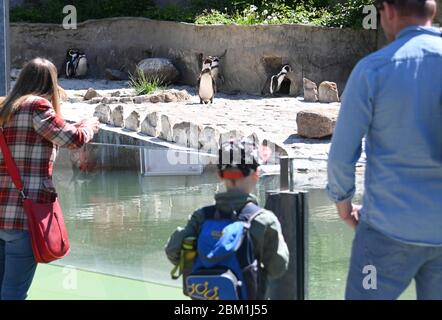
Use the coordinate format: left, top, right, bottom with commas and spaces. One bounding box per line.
201, 205, 217, 219
238, 202, 263, 227
202, 205, 237, 220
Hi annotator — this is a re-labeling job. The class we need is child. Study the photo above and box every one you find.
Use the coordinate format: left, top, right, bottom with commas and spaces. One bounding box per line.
165, 139, 289, 300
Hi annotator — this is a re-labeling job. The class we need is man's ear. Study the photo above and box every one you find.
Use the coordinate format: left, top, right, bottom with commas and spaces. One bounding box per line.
384, 2, 397, 21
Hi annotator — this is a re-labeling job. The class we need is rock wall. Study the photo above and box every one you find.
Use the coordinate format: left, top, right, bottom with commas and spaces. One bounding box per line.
10, 18, 377, 95
437, 0, 442, 25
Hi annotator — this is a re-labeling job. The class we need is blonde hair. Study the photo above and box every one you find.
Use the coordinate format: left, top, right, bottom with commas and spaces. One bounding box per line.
0, 58, 61, 126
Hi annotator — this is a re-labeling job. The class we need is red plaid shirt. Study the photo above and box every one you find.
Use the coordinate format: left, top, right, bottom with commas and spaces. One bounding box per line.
0, 96, 94, 230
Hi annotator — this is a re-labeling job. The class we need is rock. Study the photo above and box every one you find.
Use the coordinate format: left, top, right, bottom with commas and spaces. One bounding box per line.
262, 139, 288, 164
119, 97, 134, 104
296, 108, 339, 139
149, 93, 163, 104
199, 126, 221, 154
318, 81, 340, 103
93, 104, 112, 124
141, 112, 161, 137
101, 97, 120, 104
219, 130, 246, 146
125, 111, 141, 132
111, 91, 121, 97
136, 58, 179, 84
105, 68, 129, 81
134, 89, 191, 104
111, 105, 125, 128
67, 97, 82, 104
86, 97, 103, 105
159, 114, 174, 142
246, 132, 261, 145
133, 95, 149, 104
303, 78, 318, 102
83, 88, 100, 101
173, 90, 191, 102
173, 122, 202, 148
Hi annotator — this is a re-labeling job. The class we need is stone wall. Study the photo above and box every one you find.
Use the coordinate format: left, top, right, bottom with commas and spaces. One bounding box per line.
437, 0, 442, 25
10, 18, 377, 95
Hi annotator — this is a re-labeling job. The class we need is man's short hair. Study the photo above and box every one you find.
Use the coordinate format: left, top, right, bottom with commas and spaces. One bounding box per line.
375, 0, 436, 18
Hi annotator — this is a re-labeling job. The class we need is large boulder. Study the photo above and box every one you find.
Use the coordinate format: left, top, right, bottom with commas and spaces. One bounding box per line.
296, 108, 339, 139
303, 78, 318, 102
318, 81, 340, 103
136, 58, 179, 85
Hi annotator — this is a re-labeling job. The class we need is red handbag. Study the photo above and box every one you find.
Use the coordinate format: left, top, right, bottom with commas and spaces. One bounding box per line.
0, 128, 70, 263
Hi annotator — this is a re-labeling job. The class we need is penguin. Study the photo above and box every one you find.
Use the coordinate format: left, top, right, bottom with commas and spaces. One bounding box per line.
208, 56, 220, 81
197, 64, 216, 105
270, 64, 292, 95
202, 57, 212, 71
65, 49, 88, 78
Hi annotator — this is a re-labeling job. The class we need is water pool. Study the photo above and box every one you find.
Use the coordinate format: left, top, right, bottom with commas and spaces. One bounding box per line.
50, 166, 415, 300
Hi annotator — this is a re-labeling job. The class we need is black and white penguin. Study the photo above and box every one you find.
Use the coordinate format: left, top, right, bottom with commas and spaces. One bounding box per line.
270, 64, 292, 95
198, 63, 216, 104
208, 56, 220, 81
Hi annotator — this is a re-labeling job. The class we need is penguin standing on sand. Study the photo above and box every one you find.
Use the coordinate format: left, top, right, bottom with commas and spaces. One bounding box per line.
270, 65, 292, 95
208, 56, 220, 81
198, 59, 216, 104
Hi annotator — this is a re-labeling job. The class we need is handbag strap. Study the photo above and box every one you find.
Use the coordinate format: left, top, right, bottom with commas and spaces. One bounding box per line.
0, 127, 26, 198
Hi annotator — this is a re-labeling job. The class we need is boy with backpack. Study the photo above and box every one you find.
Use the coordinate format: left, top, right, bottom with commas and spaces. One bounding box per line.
165, 139, 289, 300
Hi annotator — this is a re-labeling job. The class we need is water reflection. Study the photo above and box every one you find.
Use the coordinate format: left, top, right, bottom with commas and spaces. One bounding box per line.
51, 166, 414, 299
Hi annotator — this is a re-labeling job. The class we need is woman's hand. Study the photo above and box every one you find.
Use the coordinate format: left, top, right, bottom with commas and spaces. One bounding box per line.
76, 117, 100, 133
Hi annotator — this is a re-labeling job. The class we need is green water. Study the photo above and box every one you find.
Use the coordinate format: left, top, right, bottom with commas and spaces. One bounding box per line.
51, 168, 415, 300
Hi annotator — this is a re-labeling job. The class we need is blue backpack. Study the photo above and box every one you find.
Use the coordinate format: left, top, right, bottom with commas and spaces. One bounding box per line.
185, 202, 263, 300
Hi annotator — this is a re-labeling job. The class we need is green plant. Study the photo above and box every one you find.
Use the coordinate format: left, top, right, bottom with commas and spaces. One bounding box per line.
129, 70, 167, 96
195, 9, 234, 25
325, 0, 374, 28
11, 0, 157, 23
10, 0, 375, 29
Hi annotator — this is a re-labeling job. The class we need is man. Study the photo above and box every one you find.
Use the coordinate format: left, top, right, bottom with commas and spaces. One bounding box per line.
327, 0, 442, 299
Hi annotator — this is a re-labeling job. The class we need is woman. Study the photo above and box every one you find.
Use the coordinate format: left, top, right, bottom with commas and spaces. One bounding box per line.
0, 58, 99, 300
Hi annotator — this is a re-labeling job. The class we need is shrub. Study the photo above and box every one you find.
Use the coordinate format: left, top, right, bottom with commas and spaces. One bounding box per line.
129, 70, 167, 96
10, 0, 375, 29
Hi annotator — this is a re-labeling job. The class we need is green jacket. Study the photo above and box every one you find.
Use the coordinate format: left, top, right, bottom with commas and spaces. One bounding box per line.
165, 189, 290, 298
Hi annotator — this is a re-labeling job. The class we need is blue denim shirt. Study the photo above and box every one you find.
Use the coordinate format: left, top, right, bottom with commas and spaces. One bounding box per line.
327, 26, 442, 246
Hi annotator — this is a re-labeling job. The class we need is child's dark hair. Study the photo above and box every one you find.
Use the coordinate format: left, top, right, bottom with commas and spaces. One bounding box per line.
218, 139, 260, 179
